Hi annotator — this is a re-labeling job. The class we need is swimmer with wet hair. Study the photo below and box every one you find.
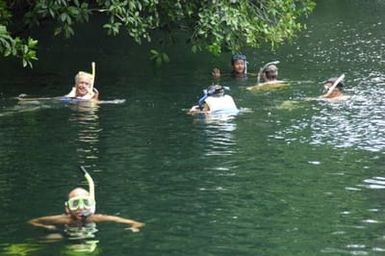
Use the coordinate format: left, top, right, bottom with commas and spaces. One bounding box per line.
212, 53, 249, 79
321, 74, 350, 100
28, 167, 144, 233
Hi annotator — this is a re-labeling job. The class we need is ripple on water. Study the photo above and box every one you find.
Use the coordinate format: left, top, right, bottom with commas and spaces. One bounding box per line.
273, 75, 385, 152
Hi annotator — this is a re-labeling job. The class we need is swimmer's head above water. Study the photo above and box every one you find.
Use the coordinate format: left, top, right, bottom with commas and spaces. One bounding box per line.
259, 61, 280, 83
231, 53, 248, 75
323, 77, 344, 92
198, 84, 228, 106
65, 166, 96, 220
322, 75, 345, 99
65, 188, 95, 220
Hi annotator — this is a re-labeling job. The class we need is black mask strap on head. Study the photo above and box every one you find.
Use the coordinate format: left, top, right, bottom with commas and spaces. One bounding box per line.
231, 53, 248, 74
197, 85, 228, 106
198, 89, 208, 106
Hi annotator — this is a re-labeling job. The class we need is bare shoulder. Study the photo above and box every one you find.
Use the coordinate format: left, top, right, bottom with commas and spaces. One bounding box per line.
29, 214, 71, 224
89, 214, 113, 222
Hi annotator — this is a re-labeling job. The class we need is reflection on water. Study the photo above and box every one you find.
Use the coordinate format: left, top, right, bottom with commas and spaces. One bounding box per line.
0, 243, 43, 256
0, 98, 55, 117
273, 73, 385, 152
64, 223, 100, 254
362, 176, 385, 190
5, 1, 385, 255
192, 112, 238, 157
69, 102, 101, 165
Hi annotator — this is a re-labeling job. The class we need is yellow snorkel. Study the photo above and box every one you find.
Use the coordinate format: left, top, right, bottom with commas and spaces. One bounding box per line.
80, 166, 96, 214
90, 62, 96, 93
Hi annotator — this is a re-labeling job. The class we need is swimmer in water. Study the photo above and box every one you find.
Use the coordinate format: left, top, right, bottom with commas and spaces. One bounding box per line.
321, 75, 350, 100
28, 167, 144, 233
258, 62, 280, 84
65, 71, 99, 101
212, 53, 249, 79
189, 84, 238, 114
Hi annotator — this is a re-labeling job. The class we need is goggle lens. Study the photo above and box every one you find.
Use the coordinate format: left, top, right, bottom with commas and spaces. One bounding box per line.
67, 196, 92, 211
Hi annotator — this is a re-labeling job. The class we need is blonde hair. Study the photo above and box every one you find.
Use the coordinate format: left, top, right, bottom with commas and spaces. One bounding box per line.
74, 71, 93, 84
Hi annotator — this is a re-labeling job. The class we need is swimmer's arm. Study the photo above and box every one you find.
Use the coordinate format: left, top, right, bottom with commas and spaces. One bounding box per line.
91, 214, 145, 232
188, 103, 209, 114
92, 88, 99, 100
188, 105, 200, 114
212, 68, 221, 79
28, 215, 69, 230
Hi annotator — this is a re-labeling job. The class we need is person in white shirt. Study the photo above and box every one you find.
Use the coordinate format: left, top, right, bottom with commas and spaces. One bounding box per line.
65, 71, 99, 100
189, 84, 238, 114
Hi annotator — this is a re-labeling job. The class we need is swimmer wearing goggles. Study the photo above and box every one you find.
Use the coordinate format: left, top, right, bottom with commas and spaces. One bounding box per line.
66, 195, 93, 211
28, 166, 144, 232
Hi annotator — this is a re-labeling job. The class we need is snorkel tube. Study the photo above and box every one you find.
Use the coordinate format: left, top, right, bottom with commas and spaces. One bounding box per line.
80, 166, 96, 214
257, 61, 280, 85
90, 62, 96, 93
324, 74, 345, 98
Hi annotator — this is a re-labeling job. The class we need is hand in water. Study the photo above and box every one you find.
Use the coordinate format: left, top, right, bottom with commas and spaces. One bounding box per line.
45, 225, 58, 230
125, 227, 140, 233
212, 68, 221, 78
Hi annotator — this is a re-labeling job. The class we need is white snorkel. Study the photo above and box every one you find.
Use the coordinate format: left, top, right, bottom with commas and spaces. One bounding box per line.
80, 166, 96, 214
257, 61, 280, 85
324, 74, 345, 98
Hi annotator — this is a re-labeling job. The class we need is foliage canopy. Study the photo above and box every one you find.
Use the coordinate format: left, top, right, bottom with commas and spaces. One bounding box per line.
0, 0, 315, 67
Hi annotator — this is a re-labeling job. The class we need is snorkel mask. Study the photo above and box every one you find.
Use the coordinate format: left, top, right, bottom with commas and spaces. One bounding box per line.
231, 53, 248, 74
65, 166, 96, 218
198, 85, 229, 106
67, 195, 93, 212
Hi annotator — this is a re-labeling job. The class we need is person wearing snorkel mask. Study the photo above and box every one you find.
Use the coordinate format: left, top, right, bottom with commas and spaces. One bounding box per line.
65, 71, 99, 100
259, 64, 279, 83
321, 77, 349, 100
212, 53, 248, 79
189, 84, 238, 114
28, 186, 144, 233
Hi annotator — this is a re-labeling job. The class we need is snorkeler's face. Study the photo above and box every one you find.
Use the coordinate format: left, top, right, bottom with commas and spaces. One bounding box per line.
232, 59, 245, 74
66, 188, 94, 219
75, 76, 92, 97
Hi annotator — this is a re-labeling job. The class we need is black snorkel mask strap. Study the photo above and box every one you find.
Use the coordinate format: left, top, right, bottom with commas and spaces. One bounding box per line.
198, 89, 209, 108
197, 86, 230, 108
232, 53, 248, 74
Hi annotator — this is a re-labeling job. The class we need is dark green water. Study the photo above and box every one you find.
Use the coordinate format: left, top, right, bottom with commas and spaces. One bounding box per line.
2, 1, 385, 255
